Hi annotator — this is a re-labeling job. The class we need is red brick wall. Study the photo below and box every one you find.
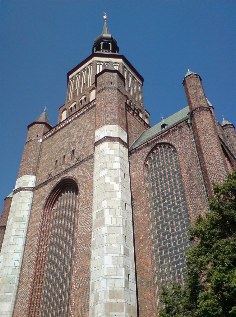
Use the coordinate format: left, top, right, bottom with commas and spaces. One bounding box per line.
13, 107, 96, 317
129, 120, 209, 316
0, 227, 6, 252
126, 111, 147, 147
35, 107, 95, 185
0, 196, 12, 252
18, 123, 51, 178
222, 125, 236, 158
0, 196, 12, 227
183, 74, 228, 197
95, 70, 127, 132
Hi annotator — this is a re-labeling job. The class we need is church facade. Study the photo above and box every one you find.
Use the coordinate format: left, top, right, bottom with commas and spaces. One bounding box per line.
0, 17, 235, 317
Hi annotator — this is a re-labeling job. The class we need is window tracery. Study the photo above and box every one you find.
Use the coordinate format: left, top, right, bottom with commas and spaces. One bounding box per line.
146, 143, 190, 290
29, 179, 78, 317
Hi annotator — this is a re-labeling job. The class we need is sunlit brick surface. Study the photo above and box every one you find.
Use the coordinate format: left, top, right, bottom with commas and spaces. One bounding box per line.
40, 183, 78, 317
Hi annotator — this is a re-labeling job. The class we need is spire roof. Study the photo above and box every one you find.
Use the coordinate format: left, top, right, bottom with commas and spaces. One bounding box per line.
92, 14, 119, 54
28, 109, 52, 129
221, 117, 233, 126
35, 110, 51, 126
184, 69, 198, 78
102, 12, 109, 35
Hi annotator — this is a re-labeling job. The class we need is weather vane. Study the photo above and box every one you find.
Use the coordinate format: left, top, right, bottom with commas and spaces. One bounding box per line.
44, 106, 47, 112
103, 12, 107, 22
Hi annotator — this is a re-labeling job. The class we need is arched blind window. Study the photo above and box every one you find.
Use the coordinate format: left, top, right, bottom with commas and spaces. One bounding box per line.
29, 179, 78, 317
146, 143, 190, 288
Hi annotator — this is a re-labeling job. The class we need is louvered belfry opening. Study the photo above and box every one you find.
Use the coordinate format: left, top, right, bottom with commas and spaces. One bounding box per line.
29, 179, 78, 317
146, 143, 190, 290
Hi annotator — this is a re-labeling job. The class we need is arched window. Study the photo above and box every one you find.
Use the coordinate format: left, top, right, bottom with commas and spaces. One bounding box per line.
29, 179, 78, 317
145, 143, 190, 289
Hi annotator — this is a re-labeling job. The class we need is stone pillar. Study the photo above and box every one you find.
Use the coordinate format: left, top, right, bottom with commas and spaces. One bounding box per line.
0, 175, 36, 317
89, 68, 137, 317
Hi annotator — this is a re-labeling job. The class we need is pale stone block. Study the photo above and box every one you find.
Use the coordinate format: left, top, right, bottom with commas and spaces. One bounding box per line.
107, 226, 123, 234
94, 217, 105, 229
95, 209, 104, 219
112, 256, 124, 266
101, 200, 108, 208
13, 215, 27, 223
104, 255, 113, 265
111, 217, 123, 226
104, 216, 112, 225
104, 234, 116, 244
99, 169, 108, 177
15, 175, 36, 189
109, 289, 125, 300
104, 245, 121, 254
95, 125, 127, 143
104, 302, 125, 316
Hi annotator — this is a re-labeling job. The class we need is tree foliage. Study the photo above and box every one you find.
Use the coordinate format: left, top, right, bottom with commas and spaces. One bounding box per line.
159, 171, 236, 317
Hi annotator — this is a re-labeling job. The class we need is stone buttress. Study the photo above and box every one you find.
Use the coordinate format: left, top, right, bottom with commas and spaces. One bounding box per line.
89, 68, 137, 316
0, 113, 51, 317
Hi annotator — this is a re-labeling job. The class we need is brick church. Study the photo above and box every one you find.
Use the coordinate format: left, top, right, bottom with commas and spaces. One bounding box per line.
0, 15, 235, 317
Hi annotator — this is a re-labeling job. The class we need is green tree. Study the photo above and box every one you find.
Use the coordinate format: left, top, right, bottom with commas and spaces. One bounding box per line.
159, 171, 236, 317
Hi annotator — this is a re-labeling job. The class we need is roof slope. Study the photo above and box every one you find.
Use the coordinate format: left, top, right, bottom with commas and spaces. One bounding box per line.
35, 111, 51, 126
130, 106, 189, 150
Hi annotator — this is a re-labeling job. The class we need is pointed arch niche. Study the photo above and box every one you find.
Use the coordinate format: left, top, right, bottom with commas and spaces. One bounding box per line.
29, 178, 78, 317
145, 143, 190, 290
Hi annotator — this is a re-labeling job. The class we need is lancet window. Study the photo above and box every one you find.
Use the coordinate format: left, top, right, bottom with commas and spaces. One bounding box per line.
146, 143, 190, 290
29, 179, 78, 317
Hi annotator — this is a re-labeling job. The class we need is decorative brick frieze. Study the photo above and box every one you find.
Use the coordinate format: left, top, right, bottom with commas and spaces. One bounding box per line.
35, 154, 94, 190
44, 100, 96, 140
126, 103, 150, 129
189, 105, 212, 117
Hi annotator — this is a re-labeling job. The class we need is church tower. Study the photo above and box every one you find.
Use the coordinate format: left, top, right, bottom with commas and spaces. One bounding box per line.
0, 15, 149, 317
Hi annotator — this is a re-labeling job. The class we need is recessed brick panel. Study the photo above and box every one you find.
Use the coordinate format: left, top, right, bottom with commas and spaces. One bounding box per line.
129, 120, 210, 316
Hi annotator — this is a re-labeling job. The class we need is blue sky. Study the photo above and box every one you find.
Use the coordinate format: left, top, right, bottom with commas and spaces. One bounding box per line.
0, 0, 235, 209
